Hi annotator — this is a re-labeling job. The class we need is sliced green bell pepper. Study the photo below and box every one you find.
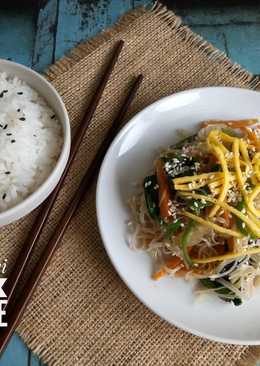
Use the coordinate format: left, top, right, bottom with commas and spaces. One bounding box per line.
180, 219, 195, 268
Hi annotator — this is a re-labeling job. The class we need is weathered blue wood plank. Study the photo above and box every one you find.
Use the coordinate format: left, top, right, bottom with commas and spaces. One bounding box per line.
133, 0, 152, 7
0, 8, 35, 67
179, 4, 260, 25
224, 24, 260, 75
191, 24, 260, 75
32, 0, 59, 72
29, 349, 41, 366
55, 0, 132, 60
191, 25, 227, 55
0, 333, 29, 366
55, 0, 140, 60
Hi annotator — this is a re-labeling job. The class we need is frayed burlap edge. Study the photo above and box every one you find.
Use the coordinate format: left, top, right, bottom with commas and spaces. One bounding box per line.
45, 2, 260, 90
45, 6, 147, 80
39, 2, 260, 366
236, 347, 260, 366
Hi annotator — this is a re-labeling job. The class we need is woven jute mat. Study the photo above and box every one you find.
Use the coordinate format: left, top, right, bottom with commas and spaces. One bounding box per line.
2, 3, 260, 366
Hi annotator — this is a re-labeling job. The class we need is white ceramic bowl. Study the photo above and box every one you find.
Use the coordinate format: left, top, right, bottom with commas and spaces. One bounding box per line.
97, 87, 260, 345
0, 59, 70, 226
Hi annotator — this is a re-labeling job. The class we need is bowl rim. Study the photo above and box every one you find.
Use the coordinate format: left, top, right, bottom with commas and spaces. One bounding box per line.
96, 86, 260, 345
0, 59, 71, 223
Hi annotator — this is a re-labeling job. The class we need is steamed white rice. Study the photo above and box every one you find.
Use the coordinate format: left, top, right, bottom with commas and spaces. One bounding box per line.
0, 72, 63, 212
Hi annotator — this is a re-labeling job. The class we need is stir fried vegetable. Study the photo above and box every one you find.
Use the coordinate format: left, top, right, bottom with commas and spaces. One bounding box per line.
187, 188, 212, 214
235, 200, 249, 236
130, 118, 260, 305
156, 160, 171, 220
200, 279, 242, 306
180, 220, 195, 267
164, 220, 182, 239
143, 175, 160, 221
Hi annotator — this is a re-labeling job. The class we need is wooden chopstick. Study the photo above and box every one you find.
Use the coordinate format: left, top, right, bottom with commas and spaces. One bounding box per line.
0, 74, 143, 354
3, 40, 124, 306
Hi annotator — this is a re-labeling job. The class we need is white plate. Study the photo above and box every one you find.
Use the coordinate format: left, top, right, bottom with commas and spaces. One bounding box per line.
96, 87, 260, 345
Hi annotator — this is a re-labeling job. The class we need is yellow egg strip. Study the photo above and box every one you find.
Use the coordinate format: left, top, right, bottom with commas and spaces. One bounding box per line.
208, 174, 237, 189
233, 138, 245, 190
174, 180, 208, 191
193, 246, 260, 264
176, 174, 238, 193
239, 139, 257, 185
252, 152, 260, 165
239, 139, 250, 165
173, 172, 220, 185
253, 153, 260, 181
247, 210, 260, 228
255, 161, 260, 182
219, 131, 237, 143
208, 179, 225, 189
207, 130, 230, 154
239, 159, 249, 167
182, 211, 242, 237
209, 144, 230, 217
209, 188, 221, 196
180, 192, 260, 237
231, 138, 260, 220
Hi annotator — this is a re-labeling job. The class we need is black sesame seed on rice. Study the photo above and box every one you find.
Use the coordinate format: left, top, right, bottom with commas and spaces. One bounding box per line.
0, 73, 63, 212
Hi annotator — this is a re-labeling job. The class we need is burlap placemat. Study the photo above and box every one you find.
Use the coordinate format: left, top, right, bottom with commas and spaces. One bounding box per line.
2, 3, 260, 366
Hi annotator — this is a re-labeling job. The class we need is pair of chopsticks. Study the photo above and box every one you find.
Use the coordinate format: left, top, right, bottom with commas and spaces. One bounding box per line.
0, 40, 143, 354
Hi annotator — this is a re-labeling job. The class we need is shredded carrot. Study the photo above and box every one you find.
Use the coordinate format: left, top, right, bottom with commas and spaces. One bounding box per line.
175, 268, 189, 277
152, 269, 166, 280
167, 257, 188, 277
201, 119, 258, 128
208, 154, 218, 167
156, 160, 171, 220
152, 256, 186, 280
223, 210, 231, 228
241, 127, 260, 151
165, 256, 183, 268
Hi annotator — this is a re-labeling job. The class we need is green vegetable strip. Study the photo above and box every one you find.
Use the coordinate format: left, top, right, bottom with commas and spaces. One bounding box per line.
235, 200, 257, 239
235, 200, 248, 236
180, 219, 195, 268
200, 279, 242, 306
164, 220, 182, 239
187, 188, 212, 215
143, 175, 160, 221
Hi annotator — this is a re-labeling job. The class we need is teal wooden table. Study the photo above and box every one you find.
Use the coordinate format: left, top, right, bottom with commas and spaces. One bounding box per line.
0, 1, 260, 364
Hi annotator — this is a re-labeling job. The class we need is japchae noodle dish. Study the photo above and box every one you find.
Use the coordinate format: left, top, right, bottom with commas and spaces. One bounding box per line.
129, 119, 260, 305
